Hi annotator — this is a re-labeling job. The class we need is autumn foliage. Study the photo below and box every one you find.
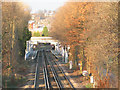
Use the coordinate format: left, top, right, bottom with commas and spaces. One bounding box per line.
2, 2, 31, 87
50, 2, 118, 88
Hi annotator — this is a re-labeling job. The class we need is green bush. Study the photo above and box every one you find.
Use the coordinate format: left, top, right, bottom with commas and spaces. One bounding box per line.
42, 26, 48, 36
18, 27, 32, 57
33, 31, 41, 37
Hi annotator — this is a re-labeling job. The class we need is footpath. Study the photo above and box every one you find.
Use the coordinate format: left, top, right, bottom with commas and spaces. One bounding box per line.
51, 50, 89, 88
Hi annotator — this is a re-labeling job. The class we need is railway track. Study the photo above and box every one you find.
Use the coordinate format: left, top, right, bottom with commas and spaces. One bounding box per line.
43, 51, 50, 88
34, 51, 41, 88
34, 50, 75, 89
45, 52, 63, 88
46, 51, 75, 89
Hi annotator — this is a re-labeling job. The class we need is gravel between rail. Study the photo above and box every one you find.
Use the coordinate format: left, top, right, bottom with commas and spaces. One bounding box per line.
51, 50, 88, 88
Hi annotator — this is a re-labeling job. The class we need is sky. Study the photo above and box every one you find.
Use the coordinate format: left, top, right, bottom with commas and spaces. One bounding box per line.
23, 0, 67, 13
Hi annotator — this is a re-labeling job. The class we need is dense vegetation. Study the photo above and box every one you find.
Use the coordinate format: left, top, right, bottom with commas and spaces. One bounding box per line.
19, 27, 32, 56
50, 2, 118, 88
32, 26, 49, 37
2, 2, 31, 87
42, 26, 49, 36
33, 31, 41, 37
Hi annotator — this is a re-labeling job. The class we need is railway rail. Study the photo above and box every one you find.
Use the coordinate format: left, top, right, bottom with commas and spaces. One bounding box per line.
45, 52, 64, 88
34, 50, 75, 89
34, 51, 40, 88
43, 51, 50, 89
46, 51, 75, 89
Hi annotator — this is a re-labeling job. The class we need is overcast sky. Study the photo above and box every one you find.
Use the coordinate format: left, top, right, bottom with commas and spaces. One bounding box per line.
23, 0, 67, 13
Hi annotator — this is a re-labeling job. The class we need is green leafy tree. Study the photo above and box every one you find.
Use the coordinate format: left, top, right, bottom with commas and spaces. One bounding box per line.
33, 31, 41, 37
42, 26, 48, 36
18, 27, 31, 56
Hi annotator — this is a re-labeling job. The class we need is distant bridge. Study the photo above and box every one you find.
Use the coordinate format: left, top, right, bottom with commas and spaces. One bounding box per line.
25, 37, 59, 60
30, 37, 58, 44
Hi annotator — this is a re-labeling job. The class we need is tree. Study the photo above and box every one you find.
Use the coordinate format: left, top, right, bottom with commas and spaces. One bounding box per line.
2, 2, 31, 87
33, 31, 41, 37
83, 2, 118, 88
19, 27, 31, 56
42, 26, 48, 36
50, 2, 92, 65
50, 2, 118, 88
